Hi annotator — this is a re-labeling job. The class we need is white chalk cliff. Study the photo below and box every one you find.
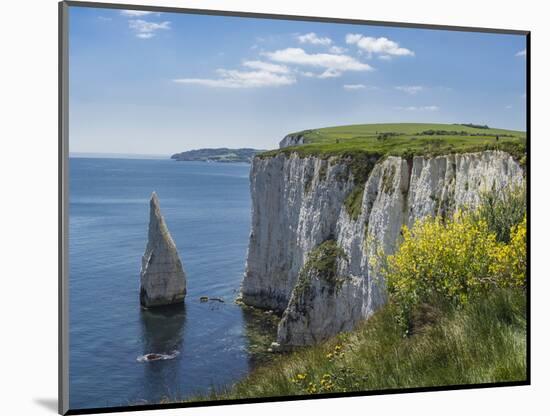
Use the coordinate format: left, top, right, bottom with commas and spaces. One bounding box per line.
241, 150, 524, 346
140, 192, 187, 308
279, 133, 305, 149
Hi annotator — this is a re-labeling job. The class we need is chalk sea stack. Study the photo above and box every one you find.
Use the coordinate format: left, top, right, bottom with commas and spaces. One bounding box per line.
140, 192, 187, 308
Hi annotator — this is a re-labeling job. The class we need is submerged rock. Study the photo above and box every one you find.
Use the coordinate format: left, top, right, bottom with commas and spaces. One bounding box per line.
199, 296, 224, 303
140, 192, 187, 308
137, 350, 180, 362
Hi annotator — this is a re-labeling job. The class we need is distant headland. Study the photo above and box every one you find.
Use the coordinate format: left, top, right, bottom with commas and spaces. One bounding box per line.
170, 148, 265, 163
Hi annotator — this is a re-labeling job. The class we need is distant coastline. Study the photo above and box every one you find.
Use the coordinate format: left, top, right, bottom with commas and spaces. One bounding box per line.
171, 148, 265, 164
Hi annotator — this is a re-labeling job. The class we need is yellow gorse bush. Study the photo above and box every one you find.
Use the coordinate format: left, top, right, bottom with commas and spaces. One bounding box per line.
489, 216, 527, 289
381, 211, 526, 329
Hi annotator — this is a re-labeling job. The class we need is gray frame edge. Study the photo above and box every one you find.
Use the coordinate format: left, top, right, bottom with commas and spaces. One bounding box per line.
59, 1, 70, 415
62, 0, 530, 35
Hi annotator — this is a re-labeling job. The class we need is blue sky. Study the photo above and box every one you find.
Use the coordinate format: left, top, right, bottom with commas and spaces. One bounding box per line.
69, 6, 527, 155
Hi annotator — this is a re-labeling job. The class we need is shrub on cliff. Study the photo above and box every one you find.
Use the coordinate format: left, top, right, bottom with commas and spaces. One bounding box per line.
379, 211, 526, 332
474, 183, 526, 243
489, 216, 527, 289
294, 240, 348, 296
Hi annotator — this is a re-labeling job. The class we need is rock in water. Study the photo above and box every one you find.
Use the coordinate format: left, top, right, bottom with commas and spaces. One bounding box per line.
140, 192, 187, 308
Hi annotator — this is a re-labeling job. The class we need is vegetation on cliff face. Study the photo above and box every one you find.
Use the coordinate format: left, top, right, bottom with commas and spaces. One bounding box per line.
344, 187, 364, 220
259, 123, 526, 160
294, 240, 348, 297
341, 153, 379, 219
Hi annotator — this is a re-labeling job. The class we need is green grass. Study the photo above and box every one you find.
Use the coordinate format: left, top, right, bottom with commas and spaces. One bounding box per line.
260, 123, 526, 161
187, 289, 526, 401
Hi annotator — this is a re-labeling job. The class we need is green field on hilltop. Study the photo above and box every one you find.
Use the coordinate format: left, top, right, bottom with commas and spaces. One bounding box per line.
261, 123, 526, 160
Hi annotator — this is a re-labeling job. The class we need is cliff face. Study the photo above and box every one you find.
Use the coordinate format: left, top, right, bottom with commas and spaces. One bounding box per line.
241, 151, 524, 346
279, 134, 305, 148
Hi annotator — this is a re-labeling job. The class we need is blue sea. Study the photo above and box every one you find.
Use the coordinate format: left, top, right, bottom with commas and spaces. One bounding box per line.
69, 158, 275, 410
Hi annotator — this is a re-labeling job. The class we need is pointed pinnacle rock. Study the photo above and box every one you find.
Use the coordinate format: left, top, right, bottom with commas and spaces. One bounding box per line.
140, 192, 187, 307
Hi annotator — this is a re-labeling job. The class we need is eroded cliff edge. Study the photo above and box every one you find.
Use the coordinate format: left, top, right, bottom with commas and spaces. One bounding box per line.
241, 150, 524, 347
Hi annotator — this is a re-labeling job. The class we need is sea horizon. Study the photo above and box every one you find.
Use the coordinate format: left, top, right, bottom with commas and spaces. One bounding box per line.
69, 152, 171, 160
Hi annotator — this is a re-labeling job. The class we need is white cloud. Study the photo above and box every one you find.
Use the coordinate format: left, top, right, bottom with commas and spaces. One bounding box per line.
296, 33, 347, 55
378, 55, 392, 61
136, 33, 154, 39
174, 40, 373, 88
343, 84, 379, 91
343, 84, 366, 90
120, 10, 155, 17
128, 19, 170, 39
395, 105, 439, 111
346, 34, 414, 56
516, 49, 526, 57
297, 32, 332, 46
242, 60, 290, 74
395, 85, 424, 95
263, 48, 373, 75
173, 69, 295, 88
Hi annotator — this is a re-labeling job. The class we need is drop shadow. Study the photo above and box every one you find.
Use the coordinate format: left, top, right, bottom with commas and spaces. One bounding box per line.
33, 398, 58, 413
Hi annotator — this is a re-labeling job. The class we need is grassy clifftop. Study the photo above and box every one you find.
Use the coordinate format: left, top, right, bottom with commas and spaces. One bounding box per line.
261, 123, 526, 160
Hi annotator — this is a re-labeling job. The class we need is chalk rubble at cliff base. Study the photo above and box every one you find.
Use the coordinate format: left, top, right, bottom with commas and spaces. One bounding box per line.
241, 150, 524, 347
